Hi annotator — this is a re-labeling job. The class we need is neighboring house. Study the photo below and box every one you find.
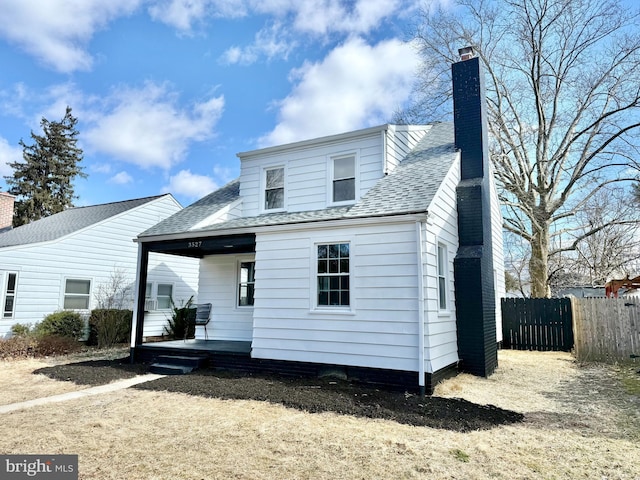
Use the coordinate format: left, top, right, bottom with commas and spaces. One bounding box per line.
556, 286, 606, 298
130, 51, 505, 393
0, 194, 199, 338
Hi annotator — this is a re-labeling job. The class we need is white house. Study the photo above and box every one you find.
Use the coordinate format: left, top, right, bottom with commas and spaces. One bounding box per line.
0, 194, 199, 338
130, 53, 505, 393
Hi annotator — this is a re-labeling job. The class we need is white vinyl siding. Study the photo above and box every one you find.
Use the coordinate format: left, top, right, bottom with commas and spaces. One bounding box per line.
0, 195, 199, 339
197, 255, 255, 341
251, 223, 423, 372
422, 156, 460, 373
490, 165, 506, 343
239, 131, 384, 216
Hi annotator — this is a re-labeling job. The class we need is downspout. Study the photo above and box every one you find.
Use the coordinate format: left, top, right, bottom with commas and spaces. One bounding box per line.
416, 219, 426, 396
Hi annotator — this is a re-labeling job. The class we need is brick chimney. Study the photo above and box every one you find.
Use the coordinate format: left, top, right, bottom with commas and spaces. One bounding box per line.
452, 46, 498, 377
0, 192, 15, 230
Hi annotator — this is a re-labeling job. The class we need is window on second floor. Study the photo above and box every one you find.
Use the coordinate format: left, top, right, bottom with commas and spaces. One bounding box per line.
331, 155, 356, 203
264, 166, 285, 210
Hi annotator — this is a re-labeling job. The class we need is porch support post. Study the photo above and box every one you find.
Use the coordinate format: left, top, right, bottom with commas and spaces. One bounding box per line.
130, 242, 150, 362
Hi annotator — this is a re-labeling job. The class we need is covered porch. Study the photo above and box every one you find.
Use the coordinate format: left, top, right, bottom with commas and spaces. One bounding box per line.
130, 232, 256, 361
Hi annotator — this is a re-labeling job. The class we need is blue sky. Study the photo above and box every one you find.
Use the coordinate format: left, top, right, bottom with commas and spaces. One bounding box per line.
0, 0, 431, 208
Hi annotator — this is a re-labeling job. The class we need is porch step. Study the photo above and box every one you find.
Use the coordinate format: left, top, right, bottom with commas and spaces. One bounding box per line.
149, 354, 208, 375
149, 363, 196, 375
155, 354, 208, 368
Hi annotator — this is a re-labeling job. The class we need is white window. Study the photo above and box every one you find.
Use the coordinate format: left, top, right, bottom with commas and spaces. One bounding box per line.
317, 243, 350, 307
264, 166, 285, 210
64, 278, 91, 310
238, 261, 256, 307
331, 155, 356, 204
3, 272, 17, 319
156, 283, 173, 310
437, 244, 448, 310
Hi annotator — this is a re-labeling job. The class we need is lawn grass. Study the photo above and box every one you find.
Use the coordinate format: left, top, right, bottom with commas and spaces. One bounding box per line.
1, 350, 639, 479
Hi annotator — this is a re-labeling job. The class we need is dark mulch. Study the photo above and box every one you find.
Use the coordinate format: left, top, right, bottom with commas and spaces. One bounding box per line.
35, 358, 524, 432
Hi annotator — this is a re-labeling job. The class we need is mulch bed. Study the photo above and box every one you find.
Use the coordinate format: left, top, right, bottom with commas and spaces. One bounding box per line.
35, 357, 524, 432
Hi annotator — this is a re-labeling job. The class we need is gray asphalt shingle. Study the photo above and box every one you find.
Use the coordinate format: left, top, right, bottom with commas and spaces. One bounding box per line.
0, 195, 171, 248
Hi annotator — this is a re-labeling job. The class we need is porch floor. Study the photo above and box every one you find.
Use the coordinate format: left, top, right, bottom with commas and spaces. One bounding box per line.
139, 339, 252, 355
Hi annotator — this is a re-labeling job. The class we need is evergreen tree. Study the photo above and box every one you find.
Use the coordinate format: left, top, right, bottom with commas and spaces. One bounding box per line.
5, 106, 86, 227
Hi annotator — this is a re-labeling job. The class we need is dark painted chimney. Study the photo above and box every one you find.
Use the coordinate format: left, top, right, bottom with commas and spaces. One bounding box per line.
452, 47, 498, 377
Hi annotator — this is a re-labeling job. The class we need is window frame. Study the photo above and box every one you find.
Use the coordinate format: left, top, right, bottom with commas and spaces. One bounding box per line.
63, 277, 92, 310
262, 165, 286, 212
312, 240, 354, 313
2, 271, 18, 319
328, 153, 358, 206
437, 243, 448, 311
237, 257, 256, 308
156, 283, 174, 310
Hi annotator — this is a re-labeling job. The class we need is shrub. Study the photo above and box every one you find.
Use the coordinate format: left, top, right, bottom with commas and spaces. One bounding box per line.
34, 311, 86, 340
164, 296, 195, 340
87, 309, 132, 348
34, 335, 82, 356
0, 336, 38, 359
10, 323, 32, 337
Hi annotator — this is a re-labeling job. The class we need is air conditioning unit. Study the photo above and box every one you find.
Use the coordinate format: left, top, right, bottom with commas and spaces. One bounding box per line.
144, 298, 157, 311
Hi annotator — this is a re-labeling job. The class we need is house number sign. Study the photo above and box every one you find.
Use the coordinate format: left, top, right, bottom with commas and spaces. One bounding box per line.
188, 241, 202, 248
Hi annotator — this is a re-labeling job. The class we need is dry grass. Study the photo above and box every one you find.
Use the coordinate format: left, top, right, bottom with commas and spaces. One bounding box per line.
1, 350, 639, 479
0, 347, 129, 406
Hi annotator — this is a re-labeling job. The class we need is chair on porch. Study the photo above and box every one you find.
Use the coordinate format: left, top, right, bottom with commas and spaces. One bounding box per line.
193, 303, 212, 340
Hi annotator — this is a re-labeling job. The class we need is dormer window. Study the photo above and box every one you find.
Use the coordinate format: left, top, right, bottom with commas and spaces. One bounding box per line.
264, 166, 285, 210
331, 155, 356, 204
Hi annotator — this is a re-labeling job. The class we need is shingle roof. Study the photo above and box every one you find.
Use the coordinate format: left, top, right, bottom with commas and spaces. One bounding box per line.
138, 123, 457, 239
0, 194, 172, 248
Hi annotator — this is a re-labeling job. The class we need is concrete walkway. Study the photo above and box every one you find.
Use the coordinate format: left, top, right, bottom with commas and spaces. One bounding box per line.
0, 373, 165, 414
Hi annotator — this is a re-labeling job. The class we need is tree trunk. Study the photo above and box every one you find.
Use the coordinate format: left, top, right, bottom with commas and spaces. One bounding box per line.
529, 228, 551, 298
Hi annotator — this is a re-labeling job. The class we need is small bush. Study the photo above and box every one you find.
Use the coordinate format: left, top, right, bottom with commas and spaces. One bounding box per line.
34, 335, 82, 356
0, 336, 38, 359
87, 309, 132, 348
34, 311, 85, 340
164, 297, 195, 340
11, 323, 32, 337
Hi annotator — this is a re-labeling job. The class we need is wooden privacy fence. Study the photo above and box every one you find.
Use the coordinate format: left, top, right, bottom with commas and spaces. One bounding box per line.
571, 297, 640, 362
501, 298, 574, 351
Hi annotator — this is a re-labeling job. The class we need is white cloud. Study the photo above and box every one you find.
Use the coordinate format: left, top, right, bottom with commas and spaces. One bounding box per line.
0, 0, 141, 73
220, 22, 295, 65
109, 171, 134, 185
259, 37, 420, 146
285, 0, 402, 36
162, 169, 218, 199
148, 0, 247, 32
84, 82, 224, 170
0, 137, 21, 177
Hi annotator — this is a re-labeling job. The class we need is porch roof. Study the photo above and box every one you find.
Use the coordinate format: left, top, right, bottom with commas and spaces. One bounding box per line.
138, 123, 456, 241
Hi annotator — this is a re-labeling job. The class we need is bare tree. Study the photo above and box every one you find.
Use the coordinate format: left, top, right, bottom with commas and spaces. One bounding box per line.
403, 0, 640, 296
549, 186, 640, 290
95, 267, 133, 310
